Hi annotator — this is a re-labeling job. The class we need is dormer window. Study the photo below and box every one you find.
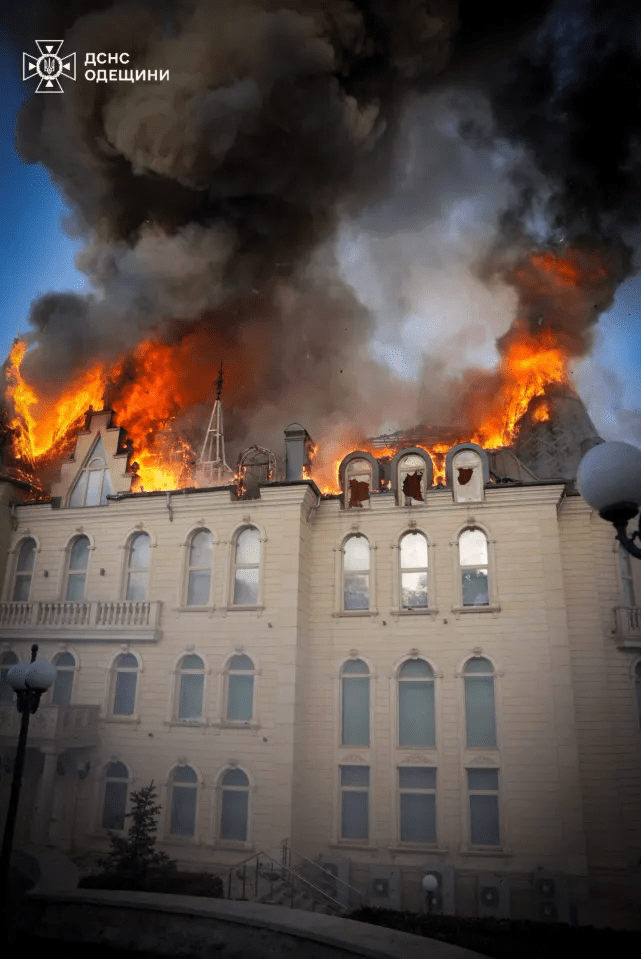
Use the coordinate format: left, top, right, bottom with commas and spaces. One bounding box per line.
69, 436, 114, 507
345, 459, 372, 509
399, 454, 426, 505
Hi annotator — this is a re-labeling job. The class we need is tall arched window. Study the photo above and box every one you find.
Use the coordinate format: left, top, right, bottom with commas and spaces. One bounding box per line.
464, 658, 497, 748
341, 659, 370, 746
226, 654, 255, 721
232, 527, 260, 605
12, 538, 36, 601
102, 761, 129, 830
343, 535, 370, 611
186, 530, 213, 606
125, 533, 151, 601
0, 651, 19, 704
169, 765, 198, 837
220, 768, 250, 841
400, 532, 428, 608
398, 659, 435, 747
111, 652, 139, 717
69, 436, 114, 507
459, 529, 489, 607
635, 662, 641, 729
52, 652, 76, 706
176, 654, 205, 720
620, 545, 636, 607
65, 536, 90, 602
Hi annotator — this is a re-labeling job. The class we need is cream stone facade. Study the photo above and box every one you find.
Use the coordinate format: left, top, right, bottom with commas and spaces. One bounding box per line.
1, 410, 640, 928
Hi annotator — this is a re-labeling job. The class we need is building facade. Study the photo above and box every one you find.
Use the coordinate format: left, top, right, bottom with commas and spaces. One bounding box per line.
0, 409, 640, 928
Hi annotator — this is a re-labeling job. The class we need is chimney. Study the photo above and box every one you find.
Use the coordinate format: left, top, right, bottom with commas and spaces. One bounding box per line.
284, 423, 313, 481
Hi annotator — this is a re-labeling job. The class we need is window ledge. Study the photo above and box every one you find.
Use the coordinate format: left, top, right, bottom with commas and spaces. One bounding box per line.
452, 604, 501, 618
459, 846, 512, 858
176, 606, 216, 616
388, 845, 449, 854
391, 608, 439, 618
208, 840, 254, 851
333, 610, 379, 619
223, 605, 265, 616
162, 836, 199, 846
104, 716, 140, 725
214, 720, 260, 729
164, 719, 207, 728
329, 841, 378, 851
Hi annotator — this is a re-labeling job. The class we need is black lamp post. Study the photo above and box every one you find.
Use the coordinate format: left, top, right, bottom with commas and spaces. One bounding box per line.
0, 644, 55, 933
577, 441, 641, 559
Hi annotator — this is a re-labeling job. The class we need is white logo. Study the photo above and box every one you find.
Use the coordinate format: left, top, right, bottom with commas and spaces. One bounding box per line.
23, 40, 76, 93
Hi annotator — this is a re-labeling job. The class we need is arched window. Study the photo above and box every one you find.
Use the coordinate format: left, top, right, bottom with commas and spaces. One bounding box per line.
635, 662, 641, 729
12, 538, 36, 601
620, 545, 636, 607
341, 659, 370, 746
169, 765, 198, 837
102, 761, 129, 830
220, 768, 250, 841
400, 532, 428, 609
52, 652, 76, 706
125, 533, 151, 601
398, 454, 426, 505
176, 654, 205, 720
65, 536, 90, 602
186, 530, 213, 606
111, 652, 139, 717
226, 654, 255, 722
459, 529, 489, 607
343, 535, 370, 611
345, 458, 372, 508
464, 658, 497, 748
232, 527, 260, 605
0, 651, 19, 704
69, 436, 114, 507
398, 659, 435, 747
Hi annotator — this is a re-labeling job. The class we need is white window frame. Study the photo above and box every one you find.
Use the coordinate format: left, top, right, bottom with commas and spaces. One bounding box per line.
398, 453, 428, 506
223, 653, 257, 725
228, 524, 265, 610
397, 657, 436, 749
340, 658, 372, 748
463, 656, 498, 749
173, 652, 207, 723
217, 766, 252, 846
10, 537, 38, 603
107, 650, 141, 722
64, 535, 91, 603
392, 528, 437, 616
99, 760, 131, 833
451, 524, 500, 615
68, 434, 114, 508
50, 650, 77, 706
122, 530, 153, 602
397, 765, 437, 846
166, 764, 200, 841
466, 766, 501, 849
344, 458, 373, 509
338, 764, 370, 844
182, 527, 215, 609
335, 533, 377, 616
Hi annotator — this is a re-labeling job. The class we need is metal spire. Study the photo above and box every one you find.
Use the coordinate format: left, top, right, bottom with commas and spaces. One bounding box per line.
196, 363, 233, 486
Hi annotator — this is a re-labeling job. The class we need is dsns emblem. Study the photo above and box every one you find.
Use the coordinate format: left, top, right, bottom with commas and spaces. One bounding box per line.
23, 40, 76, 93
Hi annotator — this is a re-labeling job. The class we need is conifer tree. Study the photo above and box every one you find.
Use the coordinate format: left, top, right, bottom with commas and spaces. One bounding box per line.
99, 780, 175, 877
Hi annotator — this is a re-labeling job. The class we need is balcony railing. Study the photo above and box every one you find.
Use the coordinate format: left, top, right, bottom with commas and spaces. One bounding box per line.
0, 703, 100, 747
613, 606, 641, 644
0, 601, 161, 642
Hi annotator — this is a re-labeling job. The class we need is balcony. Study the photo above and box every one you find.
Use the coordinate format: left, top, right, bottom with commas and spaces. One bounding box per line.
0, 601, 161, 643
0, 703, 100, 749
613, 606, 641, 646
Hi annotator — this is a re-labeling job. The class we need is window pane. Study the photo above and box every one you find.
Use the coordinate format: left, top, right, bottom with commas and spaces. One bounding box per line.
69, 471, 88, 507
221, 789, 248, 840
171, 787, 196, 836
100, 468, 113, 505
465, 658, 492, 674
126, 570, 148, 602
399, 767, 436, 789
235, 528, 259, 564
181, 654, 204, 669
106, 761, 128, 778
470, 794, 499, 845
344, 572, 369, 610
129, 534, 150, 568
102, 781, 127, 830
459, 529, 488, 566
187, 569, 210, 605
113, 671, 137, 715
17, 540, 36, 571
401, 572, 428, 608
172, 765, 197, 783
178, 673, 204, 719
229, 654, 253, 670
233, 568, 259, 605
342, 676, 369, 745
55, 652, 75, 667
341, 791, 368, 839
66, 571, 86, 602
342, 658, 368, 675
399, 682, 434, 747
462, 569, 489, 607
344, 537, 370, 571
190, 531, 213, 567
52, 668, 74, 706
116, 653, 137, 668
468, 769, 499, 791
399, 659, 432, 678
85, 469, 102, 507
12, 575, 31, 602
400, 534, 428, 569
465, 678, 497, 747
223, 769, 249, 787
69, 538, 90, 570
341, 766, 369, 787
401, 793, 436, 843
227, 673, 254, 721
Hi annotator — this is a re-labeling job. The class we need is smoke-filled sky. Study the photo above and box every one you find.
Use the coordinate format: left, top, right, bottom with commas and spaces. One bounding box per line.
1, 0, 640, 465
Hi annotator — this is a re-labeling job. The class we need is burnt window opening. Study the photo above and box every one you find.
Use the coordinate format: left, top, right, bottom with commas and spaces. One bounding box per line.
399, 454, 426, 505
458, 467, 474, 486
345, 459, 372, 509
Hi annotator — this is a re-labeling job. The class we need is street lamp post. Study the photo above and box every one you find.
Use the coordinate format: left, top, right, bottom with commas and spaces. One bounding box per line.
422, 872, 438, 914
0, 644, 55, 934
577, 441, 641, 559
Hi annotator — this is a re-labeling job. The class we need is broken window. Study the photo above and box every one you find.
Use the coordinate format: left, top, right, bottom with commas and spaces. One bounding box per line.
459, 528, 489, 607
69, 435, 114, 507
398, 454, 425, 505
452, 449, 483, 503
345, 459, 372, 508
343, 535, 370, 610
399, 531, 428, 609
